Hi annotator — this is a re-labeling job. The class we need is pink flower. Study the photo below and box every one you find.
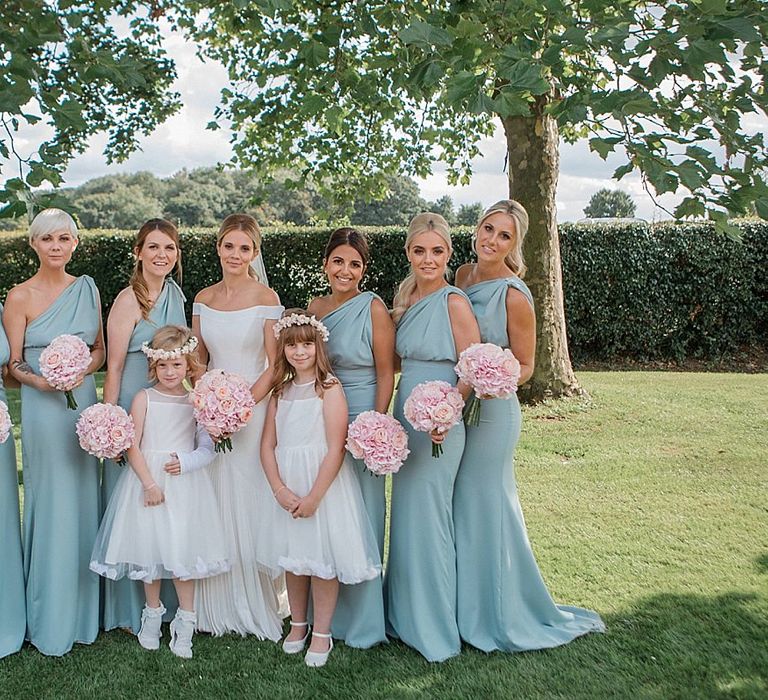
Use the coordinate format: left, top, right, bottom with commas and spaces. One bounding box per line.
0, 401, 12, 444
403, 381, 464, 458
76, 403, 135, 461
455, 343, 521, 399
39, 334, 92, 409
191, 370, 255, 453
346, 411, 409, 476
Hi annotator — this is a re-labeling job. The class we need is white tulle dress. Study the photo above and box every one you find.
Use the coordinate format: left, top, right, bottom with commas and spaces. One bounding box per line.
257, 380, 382, 584
193, 302, 286, 639
90, 388, 230, 582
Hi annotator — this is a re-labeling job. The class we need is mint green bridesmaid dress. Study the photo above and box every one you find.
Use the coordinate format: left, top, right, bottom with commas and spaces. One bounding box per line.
386, 286, 468, 662
21, 276, 101, 656
102, 279, 186, 633
322, 291, 387, 648
0, 304, 25, 658
454, 277, 605, 652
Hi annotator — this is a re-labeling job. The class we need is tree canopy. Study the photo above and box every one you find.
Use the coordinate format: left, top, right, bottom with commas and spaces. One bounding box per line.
583, 189, 637, 219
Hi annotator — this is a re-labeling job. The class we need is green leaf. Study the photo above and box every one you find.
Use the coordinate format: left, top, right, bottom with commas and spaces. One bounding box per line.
676, 160, 706, 191
493, 91, 531, 118
444, 71, 481, 104
613, 163, 634, 180
589, 137, 621, 160
495, 60, 549, 95
300, 40, 330, 68
398, 21, 452, 49
674, 197, 706, 219
754, 199, 768, 220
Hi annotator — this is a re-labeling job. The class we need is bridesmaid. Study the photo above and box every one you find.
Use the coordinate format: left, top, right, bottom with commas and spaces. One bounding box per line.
3, 208, 104, 656
454, 199, 604, 652
307, 227, 394, 648
101, 219, 186, 633
385, 213, 480, 662
0, 303, 25, 658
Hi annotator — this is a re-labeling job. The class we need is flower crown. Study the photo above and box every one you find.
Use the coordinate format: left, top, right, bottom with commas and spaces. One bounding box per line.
272, 313, 330, 342
141, 335, 199, 361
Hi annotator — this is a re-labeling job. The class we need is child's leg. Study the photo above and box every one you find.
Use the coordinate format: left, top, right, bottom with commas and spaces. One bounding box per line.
169, 578, 196, 659
137, 580, 166, 650
143, 580, 163, 608
172, 578, 195, 612
308, 576, 339, 652
285, 573, 311, 642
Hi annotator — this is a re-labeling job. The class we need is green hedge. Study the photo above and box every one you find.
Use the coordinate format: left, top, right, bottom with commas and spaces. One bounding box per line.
0, 222, 765, 363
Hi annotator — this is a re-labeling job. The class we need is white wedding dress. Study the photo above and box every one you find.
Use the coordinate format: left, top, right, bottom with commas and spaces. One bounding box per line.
193, 302, 286, 638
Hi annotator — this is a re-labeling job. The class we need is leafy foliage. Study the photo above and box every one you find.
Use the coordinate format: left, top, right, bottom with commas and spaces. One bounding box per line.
0, 1, 180, 218
1, 221, 764, 362
583, 189, 637, 219
176, 1, 768, 233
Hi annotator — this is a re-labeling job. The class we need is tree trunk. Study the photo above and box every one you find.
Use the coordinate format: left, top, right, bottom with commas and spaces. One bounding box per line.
502, 113, 583, 402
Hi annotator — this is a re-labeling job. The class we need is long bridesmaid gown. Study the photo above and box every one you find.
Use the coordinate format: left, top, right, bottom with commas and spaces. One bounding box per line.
321, 291, 387, 648
385, 286, 468, 662
0, 304, 25, 658
454, 277, 605, 652
101, 279, 186, 633
21, 276, 101, 656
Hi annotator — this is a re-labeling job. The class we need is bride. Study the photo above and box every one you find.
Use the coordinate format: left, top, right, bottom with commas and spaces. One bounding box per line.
192, 213, 284, 638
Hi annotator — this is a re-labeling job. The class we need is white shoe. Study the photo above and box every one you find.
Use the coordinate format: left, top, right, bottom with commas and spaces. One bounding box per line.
169, 609, 196, 659
305, 632, 333, 668
137, 602, 166, 651
282, 621, 310, 654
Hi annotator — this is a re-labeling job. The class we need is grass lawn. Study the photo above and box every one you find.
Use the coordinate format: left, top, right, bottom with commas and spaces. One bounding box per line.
1, 372, 766, 699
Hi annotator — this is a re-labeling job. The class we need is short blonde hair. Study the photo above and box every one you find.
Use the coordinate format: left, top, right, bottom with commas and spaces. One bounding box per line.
28, 208, 78, 243
146, 325, 203, 382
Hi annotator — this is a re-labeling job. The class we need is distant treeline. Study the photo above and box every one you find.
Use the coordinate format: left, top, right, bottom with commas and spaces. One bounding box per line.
4, 169, 484, 230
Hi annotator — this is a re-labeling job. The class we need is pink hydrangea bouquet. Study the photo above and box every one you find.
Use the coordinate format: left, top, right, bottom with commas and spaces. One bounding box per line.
76, 403, 135, 465
191, 369, 255, 453
346, 411, 410, 476
455, 342, 521, 426
39, 334, 91, 410
0, 400, 12, 444
403, 380, 464, 458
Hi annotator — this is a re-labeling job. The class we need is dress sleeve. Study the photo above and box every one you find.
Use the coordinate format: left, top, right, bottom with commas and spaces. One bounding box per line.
262, 305, 285, 321
192, 302, 205, 316
177, 423, 216, 474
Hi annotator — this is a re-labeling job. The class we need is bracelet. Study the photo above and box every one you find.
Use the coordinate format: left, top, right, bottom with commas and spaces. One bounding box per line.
143, 482, 158, 491
273, 485, 288, 500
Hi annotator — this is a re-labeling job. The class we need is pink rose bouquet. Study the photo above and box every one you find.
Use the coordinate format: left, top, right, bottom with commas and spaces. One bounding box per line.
39, 334, 92, 409
455, 342, 521, 426
191, 369, 255, 453
346, 411, 410, 476
403, 380, 464, 458
0, 400, 12, 444
76, 403, 135, 464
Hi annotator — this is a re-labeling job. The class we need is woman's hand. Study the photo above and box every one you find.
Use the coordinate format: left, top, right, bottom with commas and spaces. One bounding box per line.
143, 483, 165, 507
430, 428, 447, 445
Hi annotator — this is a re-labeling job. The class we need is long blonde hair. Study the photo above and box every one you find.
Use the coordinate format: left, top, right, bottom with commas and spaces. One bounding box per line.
130, 219, 182, 320
474, 200, 528, 277
392, 212, 452, 322
217, 213, 261, 279
269, 309, 337, 397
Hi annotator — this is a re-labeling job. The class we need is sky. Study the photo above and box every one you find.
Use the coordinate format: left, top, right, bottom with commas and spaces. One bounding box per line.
16, 32, 686, 223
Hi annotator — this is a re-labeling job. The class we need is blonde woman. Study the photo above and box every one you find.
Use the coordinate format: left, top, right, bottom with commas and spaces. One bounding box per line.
385, 213, 480, 662
454, 200, 604, 652
192, 213, 285, 639
3, 208, 104, 655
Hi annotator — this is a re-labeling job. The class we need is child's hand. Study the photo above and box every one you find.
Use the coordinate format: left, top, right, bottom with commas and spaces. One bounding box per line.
143, 483, 165, 507
291, 495, 319, 519
275, 486, 300, 513
164, 453, 181, 476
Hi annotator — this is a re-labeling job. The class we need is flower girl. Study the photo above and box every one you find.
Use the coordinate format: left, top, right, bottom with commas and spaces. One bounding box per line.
258, 311, 381, 667
91, 325, 230, 658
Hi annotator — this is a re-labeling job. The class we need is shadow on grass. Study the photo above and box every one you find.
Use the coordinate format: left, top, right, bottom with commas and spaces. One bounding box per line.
1, 592, 766, 698
755, 553, 768, 575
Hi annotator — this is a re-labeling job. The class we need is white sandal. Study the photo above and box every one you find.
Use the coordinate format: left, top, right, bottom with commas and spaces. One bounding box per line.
305, 632, 333, 668
282, 621, 310, 654
169, 608, 196, 659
